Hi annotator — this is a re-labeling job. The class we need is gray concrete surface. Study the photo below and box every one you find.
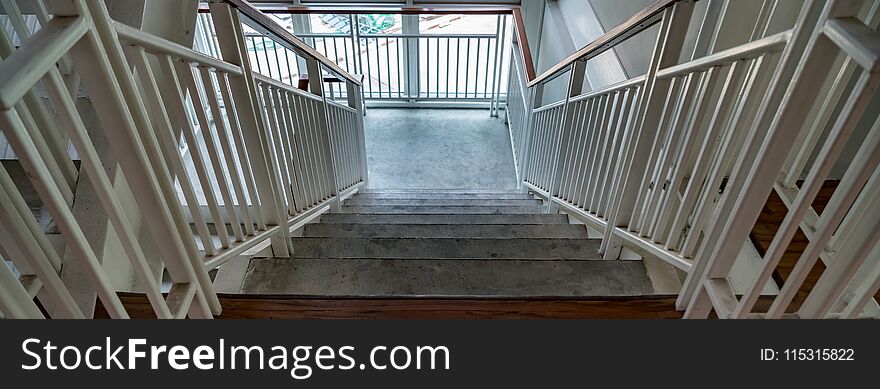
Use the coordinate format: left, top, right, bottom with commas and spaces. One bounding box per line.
341, 205, 545, 214
212, 255, 250, 294
289, 237, 602, 260
364, 109, 518, 190
344, 198, 542, 206
354, 191, 532, 200
318, 213, 570, 224
228, 189, 656, 297
302, 223, 590, 238
241, 258, 654, 296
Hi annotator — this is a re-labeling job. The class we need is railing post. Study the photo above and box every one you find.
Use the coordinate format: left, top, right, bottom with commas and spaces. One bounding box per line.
402, 15, 420, 100
507, 59, 519, 182
347, 80, 369, 188
507, 42, 528, 186
208, 1, 291, 257
545, 60, 587, 213
600, 3, 694, 261
307, 59, 343, 212
489, 15, 507, 117
518, 83, 543, 192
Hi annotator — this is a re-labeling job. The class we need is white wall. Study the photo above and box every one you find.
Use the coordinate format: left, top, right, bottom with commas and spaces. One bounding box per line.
519, 0, 545, 71
581, 0, 653, 77
530, 0, 660, 103
534, 1, 570, 103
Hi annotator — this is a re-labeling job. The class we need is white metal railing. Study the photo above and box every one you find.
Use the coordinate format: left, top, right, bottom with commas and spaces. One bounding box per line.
327, 100, 366, 191
0, 0, 367, 318
547, 75, 646, 224
196, 10, 510, 108
504, 40, 530, 178
685, 0, 880, 319
358, 32, 507, 101
0, 0, 216, 319
508, 0, 880, 319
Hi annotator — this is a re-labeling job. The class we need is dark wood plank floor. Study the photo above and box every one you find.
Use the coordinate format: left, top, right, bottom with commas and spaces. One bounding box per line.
749, 181, 880, 312
96, 293, 683, 319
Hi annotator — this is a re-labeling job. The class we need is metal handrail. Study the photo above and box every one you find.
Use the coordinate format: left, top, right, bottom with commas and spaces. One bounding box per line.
220, 0, 362, 86
511, 8, 536, 84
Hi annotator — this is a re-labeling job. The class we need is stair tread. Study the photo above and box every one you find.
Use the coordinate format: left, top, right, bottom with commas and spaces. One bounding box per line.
340, 205, 545, 214
289, 237, 600, 260
344, 198, 542, 206
351, 193, 533, 200
246, 185, 650, 297
362, 189, 524, 194
242, 258, 654, 296
303, 223, 589, 238
319, 213, 570, 224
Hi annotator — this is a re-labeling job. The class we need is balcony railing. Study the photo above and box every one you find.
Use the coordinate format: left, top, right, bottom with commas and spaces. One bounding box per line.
195, 8, 511, 109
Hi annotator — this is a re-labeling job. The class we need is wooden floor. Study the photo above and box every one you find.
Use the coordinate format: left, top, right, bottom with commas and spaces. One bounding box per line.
749, 181, 880, 312
749, 185, 828, 312
95, 293, 683, 319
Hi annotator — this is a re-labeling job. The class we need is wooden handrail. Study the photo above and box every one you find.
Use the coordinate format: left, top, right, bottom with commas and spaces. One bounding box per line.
220, 0, 362, 86
527, 0, 680, 87
511, 7, 536, 84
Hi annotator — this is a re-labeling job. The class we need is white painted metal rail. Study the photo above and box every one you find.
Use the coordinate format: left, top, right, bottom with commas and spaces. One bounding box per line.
507, 0, 880, 319
0, 0, 367, 318
195, 9, 511, 109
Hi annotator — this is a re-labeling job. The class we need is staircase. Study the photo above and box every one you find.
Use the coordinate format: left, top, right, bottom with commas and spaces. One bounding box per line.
240, 190, 655, 297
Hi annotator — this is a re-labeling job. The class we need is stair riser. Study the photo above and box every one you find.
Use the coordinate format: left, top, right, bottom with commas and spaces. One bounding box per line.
242, 258, 654, 296
319, 214, 570, 224
344, 198, 543, 206
341, 205, 545, 214
303, 223, 589, 238
289, 237, 600, 260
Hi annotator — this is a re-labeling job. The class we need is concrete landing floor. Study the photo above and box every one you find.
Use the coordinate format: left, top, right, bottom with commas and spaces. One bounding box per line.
364, 109, 518, 190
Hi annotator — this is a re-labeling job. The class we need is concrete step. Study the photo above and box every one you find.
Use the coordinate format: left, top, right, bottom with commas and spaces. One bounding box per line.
344, 198, 543, 206
319, 213, 569, 224
352, 192, 534, 200
341, 205, 545, 214
362, 189, 524, 194
241, 258, 654, 296
289, 237, 600, 260
302, 223, 590, 238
